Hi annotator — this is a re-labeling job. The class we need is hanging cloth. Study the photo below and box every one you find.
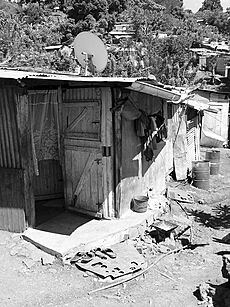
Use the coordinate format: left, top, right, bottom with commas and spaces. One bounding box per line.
29, 90, 60, 174
135, 109, 150, 137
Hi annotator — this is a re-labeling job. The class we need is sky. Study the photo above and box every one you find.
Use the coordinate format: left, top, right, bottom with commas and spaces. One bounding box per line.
183, 0, 229, 12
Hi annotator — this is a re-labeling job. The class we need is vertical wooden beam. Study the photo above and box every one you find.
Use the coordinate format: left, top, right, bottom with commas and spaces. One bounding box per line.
57, 86, 66, 208
101, 87, 114, 218
112, 88, 122, 218
17, 91, 35, 228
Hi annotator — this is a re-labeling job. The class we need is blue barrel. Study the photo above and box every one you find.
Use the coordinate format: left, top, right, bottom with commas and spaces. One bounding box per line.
192, 160, 210, 190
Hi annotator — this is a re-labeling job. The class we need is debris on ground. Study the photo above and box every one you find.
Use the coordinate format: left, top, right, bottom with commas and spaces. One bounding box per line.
148, 195, 169, 214
6, 234, 55, 268
196, 282, 215, 306
41, 253, 55, 266
71, 243, 146, 279
88, 245, 188, 295
167, 187, 194, 204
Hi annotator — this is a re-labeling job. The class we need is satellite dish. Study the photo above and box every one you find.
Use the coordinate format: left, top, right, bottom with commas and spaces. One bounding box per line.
73, 32, 108, 75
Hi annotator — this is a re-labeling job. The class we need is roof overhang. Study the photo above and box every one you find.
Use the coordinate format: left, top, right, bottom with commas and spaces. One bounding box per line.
0, 69, 138, 85
126, 81, 181, 102
185, 98, 218, 113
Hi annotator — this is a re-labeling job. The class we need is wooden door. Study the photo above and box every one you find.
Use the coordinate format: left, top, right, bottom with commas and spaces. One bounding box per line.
62, 88, 113, 218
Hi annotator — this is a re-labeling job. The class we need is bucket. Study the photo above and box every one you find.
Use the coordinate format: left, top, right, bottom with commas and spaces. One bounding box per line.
131, 196, 149, 213
205, 149, 220, 175
192, 160, 210, 190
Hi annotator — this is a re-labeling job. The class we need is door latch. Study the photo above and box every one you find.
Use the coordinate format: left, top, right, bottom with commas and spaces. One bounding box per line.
102, 146, 111, 157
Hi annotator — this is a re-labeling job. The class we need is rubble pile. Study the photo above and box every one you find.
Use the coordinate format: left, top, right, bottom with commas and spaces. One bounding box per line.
66, 188, 193, 281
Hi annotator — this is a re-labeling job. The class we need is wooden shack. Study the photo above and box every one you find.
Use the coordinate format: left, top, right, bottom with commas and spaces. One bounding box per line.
0, 69, 195, 232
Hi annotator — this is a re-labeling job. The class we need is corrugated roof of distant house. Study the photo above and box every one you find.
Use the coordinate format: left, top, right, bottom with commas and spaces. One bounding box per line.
44, 45, 63, 51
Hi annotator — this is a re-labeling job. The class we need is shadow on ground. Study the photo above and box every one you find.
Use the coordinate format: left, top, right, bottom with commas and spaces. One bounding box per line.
194, 282, 230, 307
187, 203, 230, 229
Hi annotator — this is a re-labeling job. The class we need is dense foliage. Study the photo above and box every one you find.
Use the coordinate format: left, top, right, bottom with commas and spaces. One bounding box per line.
0, 0, 229, 83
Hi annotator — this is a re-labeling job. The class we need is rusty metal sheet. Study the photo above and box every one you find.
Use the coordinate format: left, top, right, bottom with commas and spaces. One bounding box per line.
75, 243, 146, 279
0, 168, 26, 232
167, 188, 194, 203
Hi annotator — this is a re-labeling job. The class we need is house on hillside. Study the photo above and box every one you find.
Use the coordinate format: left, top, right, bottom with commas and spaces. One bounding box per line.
190, 89, 230, 147
0, 69, 208, 233
109, 23, 135, 41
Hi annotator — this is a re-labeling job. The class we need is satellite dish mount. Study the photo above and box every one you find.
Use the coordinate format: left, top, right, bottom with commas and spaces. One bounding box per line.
82, 52, 95, 76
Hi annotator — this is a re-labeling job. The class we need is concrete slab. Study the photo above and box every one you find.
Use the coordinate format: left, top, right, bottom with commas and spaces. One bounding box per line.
23, 204, 166, 258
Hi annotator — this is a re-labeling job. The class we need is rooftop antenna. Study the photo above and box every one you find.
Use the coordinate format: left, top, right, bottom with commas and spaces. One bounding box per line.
73, 32, 108, 76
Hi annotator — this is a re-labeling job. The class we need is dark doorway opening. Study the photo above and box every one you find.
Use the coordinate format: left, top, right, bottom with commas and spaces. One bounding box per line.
33, 159, 65, 227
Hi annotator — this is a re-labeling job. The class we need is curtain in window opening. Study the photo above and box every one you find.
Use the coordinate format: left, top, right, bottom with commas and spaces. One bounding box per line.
29, 90, 60, 175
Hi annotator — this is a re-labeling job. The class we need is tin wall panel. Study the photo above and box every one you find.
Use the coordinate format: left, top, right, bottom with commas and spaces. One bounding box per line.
0, 168, 26, 232
186, 120, 196, 170
0, 87, 21, 169
63, 87, 101, 102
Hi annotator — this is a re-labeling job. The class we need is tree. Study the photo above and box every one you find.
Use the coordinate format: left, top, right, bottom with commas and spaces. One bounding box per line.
154, 0, 183, 14
58, 0, 127, 34
199, 0, 223, 12
196, 0, 230, 35
0, 7, 77, 71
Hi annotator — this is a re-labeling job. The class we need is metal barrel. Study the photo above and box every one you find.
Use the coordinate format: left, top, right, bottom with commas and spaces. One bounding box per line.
205, 149, 220, 175
192, 160, 210, 190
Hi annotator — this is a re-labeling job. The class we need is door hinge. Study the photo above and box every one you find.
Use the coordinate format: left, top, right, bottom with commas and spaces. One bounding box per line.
102, 146, 111, 157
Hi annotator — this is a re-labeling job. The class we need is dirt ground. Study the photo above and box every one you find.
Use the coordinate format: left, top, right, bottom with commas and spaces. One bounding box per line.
1, 147, 230, 307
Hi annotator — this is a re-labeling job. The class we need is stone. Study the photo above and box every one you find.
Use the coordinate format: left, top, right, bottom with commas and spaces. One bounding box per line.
22, 259, 36, 269
157, 243, 171, 254
129, 227, 139, 239
222, 255, 230, 280
41, 253, 55, 265
10, 246, 31, 258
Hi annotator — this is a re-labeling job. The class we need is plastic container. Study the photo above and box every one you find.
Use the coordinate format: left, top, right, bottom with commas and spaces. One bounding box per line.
131, 196, 149, 213
192, 160, 210, 190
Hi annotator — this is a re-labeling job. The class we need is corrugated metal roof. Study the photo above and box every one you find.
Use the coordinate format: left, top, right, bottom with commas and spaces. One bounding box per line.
0, 69, 185, 101
0, 69, 138, 83
185, 98, 218, 112
126, 81, 181, 102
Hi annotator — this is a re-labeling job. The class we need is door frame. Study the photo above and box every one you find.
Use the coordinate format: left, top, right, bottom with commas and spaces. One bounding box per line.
60, 86, 115, 219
